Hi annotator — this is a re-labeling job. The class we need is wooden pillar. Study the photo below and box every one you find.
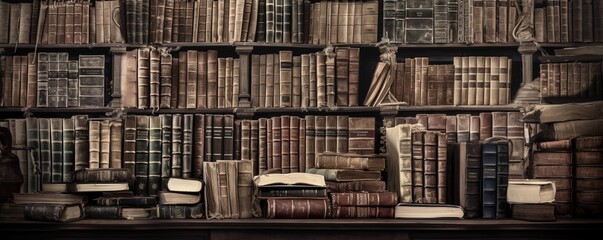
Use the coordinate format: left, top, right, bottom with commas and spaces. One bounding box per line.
518, 41, 538, 87
236, 45, 254, 109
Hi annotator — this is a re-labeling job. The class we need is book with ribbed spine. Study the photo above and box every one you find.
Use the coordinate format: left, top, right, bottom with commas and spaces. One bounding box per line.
78, 55, 105, 107
24, 203, 83, 222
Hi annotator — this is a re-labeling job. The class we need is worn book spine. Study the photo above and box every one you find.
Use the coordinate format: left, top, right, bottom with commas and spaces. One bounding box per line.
289, 116, 300, 173
331, 206, 394, 218
99, 121, 111, 169
469, 115, 480, 142
28, 54, 38, 108
434, 0, 448, 43
84, 205, 122, 219
305, 115, 316, 171
496, 142, 510, 218
335, 47, 350, 106
61, 118, 75, 183
192, 114, 204, 179
482, 143, 497, 219
456, 114, 470, 142
157, 203, 205, 219
78, 54, 105, 107
423, 131, 438, 204
159, 115, 172, 190
530, 150, 573, 216
324, 115, 337, 153
170, 114, 182, 177
280, 116, 291, 173
24, 204, 82, 222
148, 116, 162, 197
463, 142, 482, 219
50, 119, 63, 183
96, 196, 157, 207
405, 0, 434, 43
331, 192, 398, 206
411, 131, 424, 202
26, 118, 40, 192
264, 199, 329, 219
348, 117, 375, 154
135, 115, 150, 196
181, 114, 194, 179
326, 180, 386, 193
237, 160, 253, 218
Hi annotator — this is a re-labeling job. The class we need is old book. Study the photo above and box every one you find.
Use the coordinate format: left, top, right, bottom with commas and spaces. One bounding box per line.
361, 1, 378, 43
307, 168, 381, 182
405, 0, 434, 43
263, 198, 329, 218
324, 115, 337, 153
158, 191, 201, 205
394, 203, 464, 219
157, 203, 205, 219
386, 124, 421, 203
326, 180, 386, 193
450, 142, 482, 219
331, 192, 398, 207
72, 168, 134, 183
96, 196, 157, 206
0, 203, 25, 220
192, 114, 204, 179
332, 206, 394, 218
456, 114, 470, 142
411, 131, 424, 202
99, 121, 111, 169
258, 188, 328, 199
315, 152, 386, 171
511, 203, 556, 222
24, 203, 83, 222
481, 142, 498, 218
78, 55, 105, 107
237, 160, 253, 219
12, 193, 87, 205
165, 178, 203, 193
67, 182, 129, 193
181, 114, 194, 179
135, 115, 150, 196
348, 48, 360, 106
49, 119, 63, 183
348, 117, 375, 154
83, 205, 122, 219
171, 114, 183, 177
507, 179, 556, 204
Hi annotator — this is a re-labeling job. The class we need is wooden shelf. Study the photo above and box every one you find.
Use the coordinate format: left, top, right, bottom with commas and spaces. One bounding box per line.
0, 218, 600, 240
122, 108, 237, 115
390, 105, 522, 113
0, 107, 116, 115
252, 106, 381, 115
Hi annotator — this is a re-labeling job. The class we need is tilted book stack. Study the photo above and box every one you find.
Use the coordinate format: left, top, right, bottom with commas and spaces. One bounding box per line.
85, 191, 158, 220
253, 172, 329, 219
507, 179, 556, 222
156, 177, 204, 219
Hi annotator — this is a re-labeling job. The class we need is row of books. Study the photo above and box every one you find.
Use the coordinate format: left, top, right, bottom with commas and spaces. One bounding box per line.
534, 0, 603, 43
539, 62, 603, 100
0, 53, 105, 108
530, 136, 603, 218
390, 56, 512, 106
392, 112, 525, 179
121, 49, 240, 109
384, 0, 518, 44
250, 48, 360, 108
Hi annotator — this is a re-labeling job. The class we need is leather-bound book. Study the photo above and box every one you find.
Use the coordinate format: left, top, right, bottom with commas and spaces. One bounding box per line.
330, 192, 398, 207
211, 115, 224, 162
157, 203, 205, 219
467, 56, 477, 105
479, 112, 493, 141
332, 206, 394, 218
50, 119, 63, 183
315, 152, 386, 171
24, 203, 82, 222
223, 115, 235, 161
405, 0, 434, 43
135, 115, 150, 196
411, 131, 424, 202
446, 115, 458, 143
307, 168, 381, 182
67, 60, 78, 107
148, 116, 162, 196
272, 116, 282, 171
489, 56, 500, 105
456, 114, 470, 142
71, 115, 89, 172
453, 57, 462, 105
217, 58, 226, 108
530, 150, 573, 216
573, 136, 603, 218
482, 142, 498, 219
437, 132, 447, 203
299, 118, 307, 172
72, 168, 135, 183
469, 115, 480, 142
511, 203, 556, 222
496, 141, 510, 218
250, 120, 259, 173
326, 180, 387, 193
251, 55, 260, 107
263, 198, 329, 219
26, 118, 40, 192
325, 50, 336, 107
62, 118, 75, 183
206, 50, 218, 108
483, 0, 496, 43
78, 54, 105, 107
158, 52, 172, 108
348, 117, 375, 154
491, 111, 507, 137
305, 115, 316, 171
325, 115, 337, 153
476, 56, 485, 105
241, 120, 251, 163
99, 121, 111, 169
96, 196, 157, 207
281, 116, 291, 173
316, 52, 326, 107
290, 116, 300, 173
292, 56, 301, 107
170, 114, 182, 177
348, 48, 360, 106
160, 115, 172, 189
427, 65, 438, 105
39, 118, 52, 183
137, 49, 151, 109
279, 51, 293, 107
238, 160, 253, 218
423, 131, 438, 204
335, 47, 350, 106
497, 0, 508, 43
259, 119, 268, 174
192, 114, 205, 178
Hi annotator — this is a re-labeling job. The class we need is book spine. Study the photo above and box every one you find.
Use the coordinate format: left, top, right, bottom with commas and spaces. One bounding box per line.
135, 115, 150, 196
148, 116, 162, 197
62, 118, 75, 183
157, 203, 205, 219
171, 114, 183, 177
496, 142, 509, 218
78, 55, 105, 107
193, 114, 205, 179
265, 199, 329, 219
160, 114, 172, 190
50, 118, 63, 183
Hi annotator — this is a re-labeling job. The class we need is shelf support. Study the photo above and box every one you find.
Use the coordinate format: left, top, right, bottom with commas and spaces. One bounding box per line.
518, 42, 538, 87
378, 106, 399, 154
236, 45, 254, 108
109, 47, 127, 108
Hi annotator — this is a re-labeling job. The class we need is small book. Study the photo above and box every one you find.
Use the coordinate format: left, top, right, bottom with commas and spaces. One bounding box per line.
394, 203, 464, 219
67, 182, 129, 193
72, 168, 135, 183
24, 203, 83, 222
156, 203, 205, 219
96, 196, 157, 207
511, 203, 556, 222
166, 178, 204, 193
158, 191, 201, 205
306, 168, 382, 182
507, 179, 556, 204
253, 172, 327, 188
314, 152, 386, 171
12, 193, 87, 205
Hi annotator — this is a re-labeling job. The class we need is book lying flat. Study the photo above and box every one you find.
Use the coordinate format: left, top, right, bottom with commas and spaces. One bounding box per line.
85, 206, 159, 219
12, 193, 87, 205
24, 203, 83, 222
314, 152, 387, 171
507, 179, 556, 204
511, 203, 556, 222
67, 182, 130, 193
158, 191, 201, 205
253, 172, 327, 188
166, 178, 204, 193
394, 203, 464, 219
307, 168, 382, 182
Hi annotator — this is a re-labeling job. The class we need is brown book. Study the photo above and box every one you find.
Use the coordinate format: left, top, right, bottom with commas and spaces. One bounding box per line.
325, 116, 337, 153
217, 58, 226, 108
279, 51, 293, 107
299, 118, 306, 173
316, 52, 326, 107
325, 180, 387, 193
348, 117, 375, 154
348, 48, 360, 106
411, 131, 424, 202
292, 56, 301, 107
289, 116, 300, 173
478, 112, 493, 140
251, 54, 260, 107
511, 203, 556, 222
307, 168, 381, 182
281, 116, 291, 173
271, 116, 282, 171
137, 48, 150, 109
574, 136, 603, 150
193, 114, 205, 179
446, 115, 458, 143
207, 50, 218, 108
72, 168, 134, 183
332, 206, 394, 218
24, 204, 83, 223
305, 115, 316, 171
456, 114, 470, 142
436, 132, 447, 204
330, 192, 398, 207
315, 152, 386, 171
335, 47, 350, 106
325, 50, 336, 107
237, 160, 253, 219
423, 131, 438, 204
469, 115, 480, 142
160, 53, 173, 108
263, 198, 329, 219
314, 115, 326, 158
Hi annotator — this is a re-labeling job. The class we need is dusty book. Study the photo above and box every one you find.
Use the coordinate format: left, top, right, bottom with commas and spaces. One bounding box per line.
24, 203, 83, 222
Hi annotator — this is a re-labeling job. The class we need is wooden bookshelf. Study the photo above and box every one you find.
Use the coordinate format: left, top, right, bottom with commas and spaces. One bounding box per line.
0, 219, 600, 240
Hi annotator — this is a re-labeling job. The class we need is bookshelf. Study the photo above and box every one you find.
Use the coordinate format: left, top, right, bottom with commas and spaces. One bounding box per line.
0, 0, 602, 237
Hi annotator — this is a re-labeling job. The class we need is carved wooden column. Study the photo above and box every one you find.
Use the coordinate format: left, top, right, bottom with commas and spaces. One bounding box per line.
236, 45, 254, 109
518, 42, 538, 86
379, 105, 399, 154
109, 47, 127, 108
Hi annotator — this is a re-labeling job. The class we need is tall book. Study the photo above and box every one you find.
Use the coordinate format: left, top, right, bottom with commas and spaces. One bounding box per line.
135, 115, 150, 196
79, 55, 105, 107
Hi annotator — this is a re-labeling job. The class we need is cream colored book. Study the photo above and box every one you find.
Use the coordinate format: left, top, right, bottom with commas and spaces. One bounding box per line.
507, 179, 556, 204
253, 172, 326, 188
